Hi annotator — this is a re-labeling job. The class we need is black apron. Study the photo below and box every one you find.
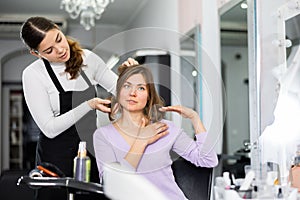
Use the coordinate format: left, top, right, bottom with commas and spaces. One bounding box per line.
35, 59, 102, 200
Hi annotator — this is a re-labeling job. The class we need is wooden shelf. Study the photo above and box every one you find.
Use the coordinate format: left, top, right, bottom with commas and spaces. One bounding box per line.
9, 90, 23, 169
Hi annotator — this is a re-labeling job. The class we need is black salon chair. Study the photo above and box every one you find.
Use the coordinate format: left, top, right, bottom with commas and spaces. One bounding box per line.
0, 169, 34, 200
172, 157, 213, 200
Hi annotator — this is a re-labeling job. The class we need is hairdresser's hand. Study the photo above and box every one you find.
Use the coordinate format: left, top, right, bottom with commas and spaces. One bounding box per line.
122, 57, 139, 67
159, 105, 198, 119
137, 118, 169, 145
88, 98, 111, 113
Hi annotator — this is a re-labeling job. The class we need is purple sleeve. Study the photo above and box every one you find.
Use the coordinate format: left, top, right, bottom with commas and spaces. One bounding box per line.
93, 128, 118, 182
172, 129, 218, 168
93, 127, 135, 182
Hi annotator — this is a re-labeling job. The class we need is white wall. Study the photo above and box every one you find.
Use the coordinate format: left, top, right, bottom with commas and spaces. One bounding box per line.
68, 23, 125, 59
201, 0, 223, 154
178, 0, 202, 34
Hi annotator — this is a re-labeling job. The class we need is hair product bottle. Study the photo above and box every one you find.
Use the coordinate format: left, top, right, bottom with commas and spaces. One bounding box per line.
290, 144, 300, 191
73, 141, 90, 182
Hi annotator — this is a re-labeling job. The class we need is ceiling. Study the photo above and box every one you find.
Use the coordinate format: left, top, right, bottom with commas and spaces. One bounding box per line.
220, 1, 248, 46
220, 0, 247, 23
0, 0, 149, 27
0, 0, 247, 46
0, 0, 246, 27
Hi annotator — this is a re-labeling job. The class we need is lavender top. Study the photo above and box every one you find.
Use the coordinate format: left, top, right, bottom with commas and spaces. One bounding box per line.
93, 119, 218, 200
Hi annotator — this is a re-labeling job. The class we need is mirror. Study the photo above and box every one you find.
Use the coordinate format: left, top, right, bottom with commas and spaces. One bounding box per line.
219, 0, 249, 178
179, 26, 202, 137
258, 1, 300, 185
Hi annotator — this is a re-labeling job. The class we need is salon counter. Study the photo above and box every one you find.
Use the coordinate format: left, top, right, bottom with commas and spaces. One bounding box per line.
17, 176, 105, 199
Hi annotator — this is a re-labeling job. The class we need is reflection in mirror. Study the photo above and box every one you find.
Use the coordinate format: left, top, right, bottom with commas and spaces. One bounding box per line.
285, 14, 300, 62
179, 27, 201, 138
220, 0, 249, 178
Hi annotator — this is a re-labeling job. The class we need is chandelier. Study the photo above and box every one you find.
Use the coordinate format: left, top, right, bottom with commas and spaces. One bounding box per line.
60, 0, 114, 31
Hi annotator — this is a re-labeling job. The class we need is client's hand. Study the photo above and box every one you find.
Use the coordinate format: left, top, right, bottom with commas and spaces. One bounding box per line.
159, 105, 197, 119
137, 118, 169, 145
160, 105, 206, 134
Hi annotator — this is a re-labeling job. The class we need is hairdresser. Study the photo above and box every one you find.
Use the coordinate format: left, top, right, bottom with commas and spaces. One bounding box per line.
20, 16, 138, 200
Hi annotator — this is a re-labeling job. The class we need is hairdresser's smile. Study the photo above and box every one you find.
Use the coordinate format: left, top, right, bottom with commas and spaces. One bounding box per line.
59, 51, 68, 60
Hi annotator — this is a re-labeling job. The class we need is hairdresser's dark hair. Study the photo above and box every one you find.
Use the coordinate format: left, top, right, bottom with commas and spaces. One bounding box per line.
20, 16, 83, 79
109, 64, 165, 123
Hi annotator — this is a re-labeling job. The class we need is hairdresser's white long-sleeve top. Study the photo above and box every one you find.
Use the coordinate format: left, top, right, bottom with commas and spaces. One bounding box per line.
22, 49, 117, 138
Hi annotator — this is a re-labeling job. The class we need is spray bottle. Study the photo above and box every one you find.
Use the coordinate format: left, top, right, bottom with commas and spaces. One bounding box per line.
73, 141, 91, 182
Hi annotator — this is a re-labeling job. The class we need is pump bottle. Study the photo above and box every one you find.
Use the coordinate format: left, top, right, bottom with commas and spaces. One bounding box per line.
73, 141, 91, 182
